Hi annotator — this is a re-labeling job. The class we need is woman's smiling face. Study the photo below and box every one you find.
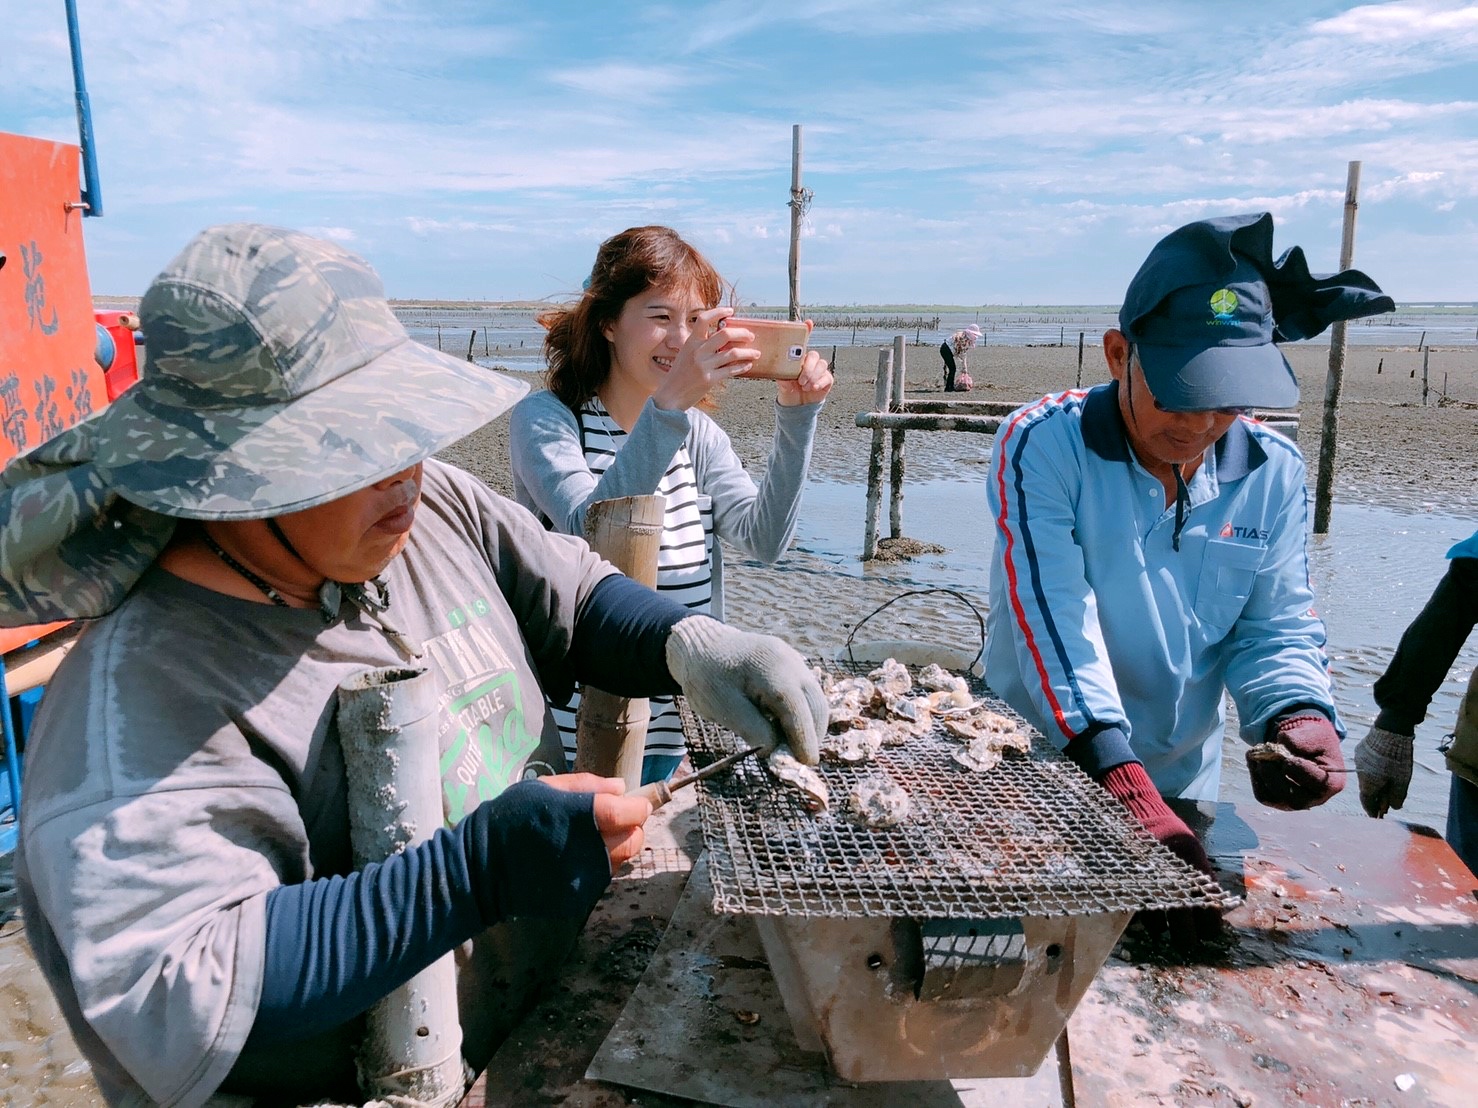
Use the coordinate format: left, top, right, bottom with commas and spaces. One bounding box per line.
601, 284, 708, 401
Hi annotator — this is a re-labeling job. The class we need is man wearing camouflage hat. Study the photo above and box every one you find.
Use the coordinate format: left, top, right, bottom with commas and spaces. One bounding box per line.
984, 213, 1394, 913
1, 224, 826, 1104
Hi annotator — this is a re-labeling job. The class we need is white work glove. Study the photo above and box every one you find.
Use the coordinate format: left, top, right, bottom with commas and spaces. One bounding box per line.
665, 615, 826, 765
1353, 725, 1414, 818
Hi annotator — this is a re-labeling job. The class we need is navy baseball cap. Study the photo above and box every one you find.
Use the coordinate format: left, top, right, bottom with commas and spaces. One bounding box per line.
1119, 213, 1395, 412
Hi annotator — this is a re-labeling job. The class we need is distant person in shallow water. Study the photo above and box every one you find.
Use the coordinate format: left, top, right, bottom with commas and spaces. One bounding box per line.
509, 225, 834, 784
984, 212, 1395, 937
940, 324, 980, 391
1355, 527, 1478, 875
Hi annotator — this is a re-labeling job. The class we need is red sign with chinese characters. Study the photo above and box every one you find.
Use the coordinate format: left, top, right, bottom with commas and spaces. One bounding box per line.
0, 133, 103, 651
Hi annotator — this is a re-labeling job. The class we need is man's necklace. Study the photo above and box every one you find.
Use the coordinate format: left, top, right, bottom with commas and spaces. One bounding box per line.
200, 531, 291, 608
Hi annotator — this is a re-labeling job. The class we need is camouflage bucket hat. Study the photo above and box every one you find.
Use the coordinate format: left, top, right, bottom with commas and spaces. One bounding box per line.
98, 223, 527, 519
0, 223, 527, 625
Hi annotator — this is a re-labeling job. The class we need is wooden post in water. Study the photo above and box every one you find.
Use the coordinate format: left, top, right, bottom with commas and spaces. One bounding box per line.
466, 329, 477, 362
575, 496, 664, 789
1077, 332, 1085, 388
889, 335, 906, 539
1423, 347, 1430, 406
862, 349, 892, 560
787, 124, 805, 322
1313, 160, 1361, 535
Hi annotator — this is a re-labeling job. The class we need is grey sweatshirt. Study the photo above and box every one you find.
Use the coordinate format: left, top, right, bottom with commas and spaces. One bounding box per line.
509, 390, 823, 620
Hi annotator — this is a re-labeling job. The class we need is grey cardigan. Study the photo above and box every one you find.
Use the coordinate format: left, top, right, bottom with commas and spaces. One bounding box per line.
509, 389, 822, 620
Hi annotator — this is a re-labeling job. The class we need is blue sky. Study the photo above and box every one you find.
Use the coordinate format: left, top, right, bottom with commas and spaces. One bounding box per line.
5, 1, 1476, 304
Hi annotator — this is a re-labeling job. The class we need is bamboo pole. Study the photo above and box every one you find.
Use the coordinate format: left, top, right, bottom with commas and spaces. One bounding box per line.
889, 335, 906, 539
862, 350, 892, 560
575, 495, 664, 789
1313, 160, 1361, 535
1423, 346, 1430, 406
787, 124, 804, 322
1077, 332, 1085, 387
339, 667, 465, 1107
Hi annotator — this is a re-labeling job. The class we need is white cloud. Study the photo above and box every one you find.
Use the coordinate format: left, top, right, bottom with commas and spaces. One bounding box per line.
1312, 1, 1478, 44
301, 226, 359, 243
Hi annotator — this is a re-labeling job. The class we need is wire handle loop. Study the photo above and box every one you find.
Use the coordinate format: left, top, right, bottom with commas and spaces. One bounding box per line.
844, 588, 987, 672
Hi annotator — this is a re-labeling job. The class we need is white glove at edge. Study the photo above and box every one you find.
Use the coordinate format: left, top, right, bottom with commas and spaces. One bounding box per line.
1352, 724, 1414, 819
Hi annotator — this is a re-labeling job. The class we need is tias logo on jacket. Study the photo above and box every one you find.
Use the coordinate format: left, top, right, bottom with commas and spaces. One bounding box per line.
1220, 521, 1270, 540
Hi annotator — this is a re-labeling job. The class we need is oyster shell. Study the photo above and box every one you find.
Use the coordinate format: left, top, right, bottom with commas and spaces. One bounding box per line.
942, 710, 1028, 747
952, 737, 1010, 772
867, 657, 913, 699
766, 749, 829, 813
825, 675, 879, 731
821, 724, 885, 765
848, 774, 912, 829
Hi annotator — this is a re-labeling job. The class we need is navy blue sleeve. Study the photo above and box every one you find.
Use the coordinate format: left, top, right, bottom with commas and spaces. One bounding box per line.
249, 779, 611, 1047
569, 573, 687, 697
1065, 724, 1138, 781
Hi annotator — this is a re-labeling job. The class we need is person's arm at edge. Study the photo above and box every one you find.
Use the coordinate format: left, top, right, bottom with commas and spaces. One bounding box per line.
1373, 556, 1478, 732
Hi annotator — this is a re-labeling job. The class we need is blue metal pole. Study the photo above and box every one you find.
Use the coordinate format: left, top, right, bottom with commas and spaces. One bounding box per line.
1, 660, 21, 854
65, 0, 104, 217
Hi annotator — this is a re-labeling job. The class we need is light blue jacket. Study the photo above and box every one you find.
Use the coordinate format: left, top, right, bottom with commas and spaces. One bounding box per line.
985, 383, 1338, 801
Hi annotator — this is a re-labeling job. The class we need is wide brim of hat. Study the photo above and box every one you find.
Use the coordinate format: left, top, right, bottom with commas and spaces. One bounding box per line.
93, 337, 529, 520
1136, 340, 1299, 412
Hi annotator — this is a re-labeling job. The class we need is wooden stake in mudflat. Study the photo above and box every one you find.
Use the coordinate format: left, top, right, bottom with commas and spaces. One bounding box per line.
787, 124, 808, 323
1313, 160, 1361, 535
889, 334, 906, 540
1423, 346, 1431, 406
862, 349, 892, 560
575, 495, 664, 789
1077, 332, 1085, 387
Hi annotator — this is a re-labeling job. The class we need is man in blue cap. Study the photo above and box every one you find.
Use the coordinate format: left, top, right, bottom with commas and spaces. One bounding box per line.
985, 213, 1393, 898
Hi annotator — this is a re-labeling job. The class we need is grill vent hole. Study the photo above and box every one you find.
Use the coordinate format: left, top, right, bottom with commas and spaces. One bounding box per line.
866, 952, 885, 970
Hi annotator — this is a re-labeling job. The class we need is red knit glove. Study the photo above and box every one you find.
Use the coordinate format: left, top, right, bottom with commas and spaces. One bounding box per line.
1247, 713, 1345, 811
1101, 761, 1221, 945
1100, 761, 1213, 875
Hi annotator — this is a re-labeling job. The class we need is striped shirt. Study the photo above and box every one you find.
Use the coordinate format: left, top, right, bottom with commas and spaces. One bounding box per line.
553, 397, 715, 763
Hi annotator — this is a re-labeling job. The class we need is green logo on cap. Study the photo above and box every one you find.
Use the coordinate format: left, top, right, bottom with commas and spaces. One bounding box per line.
1209, 288, 1239, 319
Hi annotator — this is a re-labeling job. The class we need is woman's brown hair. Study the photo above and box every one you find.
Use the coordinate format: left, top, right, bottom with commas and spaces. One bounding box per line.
540, 226, 725, 409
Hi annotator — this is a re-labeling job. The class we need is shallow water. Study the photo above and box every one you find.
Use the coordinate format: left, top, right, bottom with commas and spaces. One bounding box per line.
794, 477, 1478, 832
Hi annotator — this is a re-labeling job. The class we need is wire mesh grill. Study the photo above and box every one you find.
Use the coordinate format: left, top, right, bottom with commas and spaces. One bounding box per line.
681, 664, 1230, 920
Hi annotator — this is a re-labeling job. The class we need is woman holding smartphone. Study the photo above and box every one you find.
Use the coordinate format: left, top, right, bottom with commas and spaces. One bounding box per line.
509, 225, 833, 784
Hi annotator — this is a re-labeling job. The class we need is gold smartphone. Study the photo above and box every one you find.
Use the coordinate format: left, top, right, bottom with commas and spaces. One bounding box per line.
721, 317, 809, 380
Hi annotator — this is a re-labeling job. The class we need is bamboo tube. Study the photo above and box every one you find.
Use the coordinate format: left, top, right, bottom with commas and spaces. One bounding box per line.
862, 349, 892, 560
575, 495, 664, 789
339, 666, 465, 1107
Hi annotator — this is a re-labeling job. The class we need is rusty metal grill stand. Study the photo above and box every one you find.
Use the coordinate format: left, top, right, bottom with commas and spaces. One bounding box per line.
675, 668, 1232, 1083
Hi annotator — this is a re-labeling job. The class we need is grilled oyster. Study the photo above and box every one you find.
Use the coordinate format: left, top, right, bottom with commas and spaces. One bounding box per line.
848, 774, 912, 829
821, 724, 885, 765
766, 749, 829, 813
867, 657, 913, 699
